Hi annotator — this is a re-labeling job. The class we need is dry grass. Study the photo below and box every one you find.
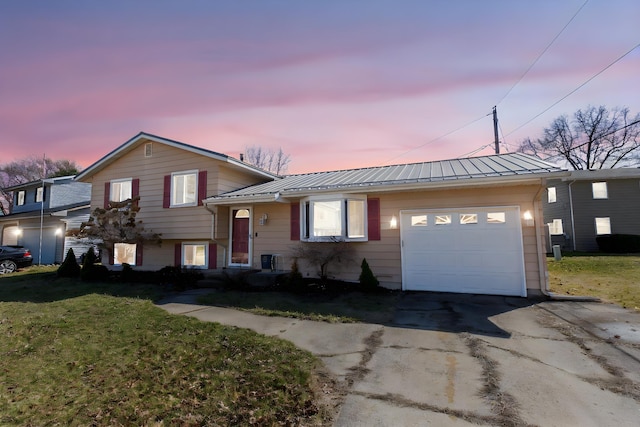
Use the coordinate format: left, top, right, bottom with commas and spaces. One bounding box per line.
548, 254, 640, 310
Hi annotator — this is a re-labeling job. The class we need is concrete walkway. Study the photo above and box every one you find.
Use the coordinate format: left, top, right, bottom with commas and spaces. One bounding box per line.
157, 290, 640, 426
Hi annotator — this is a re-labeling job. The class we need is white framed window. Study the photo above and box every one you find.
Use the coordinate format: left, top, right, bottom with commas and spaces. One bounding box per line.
114, 243, 137, 265
595, 217, 611, 235
110, 179, 132, 203
487, 212, 506, 224
549, 219, 564, 235
302, 195, 367, 242
592, 182, 608, 199
182, 243, 207, 268
17, 191, 25, 206
144, 143, 153, 157
36, 187, 44, 203
171, 170, 197, 207
547, 187, 557, 203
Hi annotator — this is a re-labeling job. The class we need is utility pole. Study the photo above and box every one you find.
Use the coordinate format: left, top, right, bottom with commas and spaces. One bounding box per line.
492, 106, 500, 154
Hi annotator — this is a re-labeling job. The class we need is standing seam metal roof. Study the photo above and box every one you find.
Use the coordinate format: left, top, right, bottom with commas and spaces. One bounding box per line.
208, 153, 564, 200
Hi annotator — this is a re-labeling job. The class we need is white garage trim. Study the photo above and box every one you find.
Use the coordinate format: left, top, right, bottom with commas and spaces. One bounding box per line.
400, 206, 526, 296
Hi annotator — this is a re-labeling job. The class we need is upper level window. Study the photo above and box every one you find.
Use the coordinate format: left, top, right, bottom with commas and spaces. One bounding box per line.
592, 182, 608, 199
36, 187, 44, 203
547, 187, 557, 203
172, 171, 197, 207
110, 179, 132, 203
144, 143, 153, 157
302, 195, 367, 242
16, 191, 25, 206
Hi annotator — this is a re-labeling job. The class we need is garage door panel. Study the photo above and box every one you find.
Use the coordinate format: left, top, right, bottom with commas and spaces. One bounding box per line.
401, 206, 526, 296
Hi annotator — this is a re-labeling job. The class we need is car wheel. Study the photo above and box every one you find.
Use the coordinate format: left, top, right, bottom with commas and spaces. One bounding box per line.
0, 260, 18, 274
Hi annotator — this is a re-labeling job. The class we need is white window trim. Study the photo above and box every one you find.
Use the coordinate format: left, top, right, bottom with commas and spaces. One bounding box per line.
181, 242, 208, 269
110, 178, 133, 203
36, 187, 44, 203
17, 191, 25, 206
592, 182, 608, 199
171, 170, 198, 207
547, 187, 557, 203
301, 194, 368, 242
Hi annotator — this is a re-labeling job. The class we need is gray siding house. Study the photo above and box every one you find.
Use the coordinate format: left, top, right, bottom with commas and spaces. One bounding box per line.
543, 168, 640, 252
0, 176, 92, 264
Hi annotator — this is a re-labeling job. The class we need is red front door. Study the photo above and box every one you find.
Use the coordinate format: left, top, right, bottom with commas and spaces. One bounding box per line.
231, 209, 250, 265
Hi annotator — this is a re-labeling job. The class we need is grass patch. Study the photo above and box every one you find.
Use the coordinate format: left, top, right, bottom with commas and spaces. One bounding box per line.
197, 290, 399, 324
548, 254, 640, 310
0, 269, 328, 426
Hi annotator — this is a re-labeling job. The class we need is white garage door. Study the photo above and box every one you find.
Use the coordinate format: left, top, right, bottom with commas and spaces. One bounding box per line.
401, 206, 526, 296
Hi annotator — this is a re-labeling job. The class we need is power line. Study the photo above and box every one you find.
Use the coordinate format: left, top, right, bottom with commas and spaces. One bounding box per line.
496, 0, 589, 106
505, 41, 640, 138
382, 112, 491, 165
565, 117, 640, 152
457, 143, 492, 158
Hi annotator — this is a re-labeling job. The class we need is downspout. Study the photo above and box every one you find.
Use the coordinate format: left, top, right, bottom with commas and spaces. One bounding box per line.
567, 180, 577, 251
204, 202, 227, 268
533, 182, 550, 297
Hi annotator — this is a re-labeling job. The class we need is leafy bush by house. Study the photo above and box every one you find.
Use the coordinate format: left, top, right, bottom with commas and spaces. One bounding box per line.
596, 234, 640, 253
57, 248, 81, 278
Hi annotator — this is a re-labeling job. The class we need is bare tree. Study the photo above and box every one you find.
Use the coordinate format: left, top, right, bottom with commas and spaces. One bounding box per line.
0, 156, 81, 214
243, 145, 291, 175
77, 197, 162, 257
518, 106, 640, 169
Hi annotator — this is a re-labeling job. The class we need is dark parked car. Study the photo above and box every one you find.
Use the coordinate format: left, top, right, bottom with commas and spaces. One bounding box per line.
0, 245, 33, 274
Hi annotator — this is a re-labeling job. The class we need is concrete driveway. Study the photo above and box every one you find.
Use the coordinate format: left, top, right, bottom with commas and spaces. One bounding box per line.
158, 291, 640, 426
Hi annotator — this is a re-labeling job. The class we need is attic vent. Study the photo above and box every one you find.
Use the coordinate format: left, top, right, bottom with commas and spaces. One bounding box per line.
144, 143, 153, 157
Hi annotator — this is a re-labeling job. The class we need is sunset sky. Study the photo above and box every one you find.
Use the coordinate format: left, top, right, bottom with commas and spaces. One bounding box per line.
1, 1, 638, 174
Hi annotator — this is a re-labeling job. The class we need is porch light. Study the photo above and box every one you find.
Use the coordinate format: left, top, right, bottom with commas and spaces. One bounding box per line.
55, 228, 63, 236
390, 215, 398, 230
522, 211, 534, 227
259, 213, 268, 226
14, 228, 22, 236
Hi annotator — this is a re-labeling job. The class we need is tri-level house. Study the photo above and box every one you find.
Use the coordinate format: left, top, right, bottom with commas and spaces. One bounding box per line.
77, 132, 567, 297
0, 176, 91, 264
543, 168, 640, 252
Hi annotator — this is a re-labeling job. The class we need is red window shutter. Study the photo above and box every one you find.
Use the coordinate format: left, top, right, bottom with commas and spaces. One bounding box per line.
132, 178, 140, 208
163, 175, 171, 208
174, 243, 181, 266
208, 243, 217, 269
290, 202, 300, 240
135, 244, 143, 266
367, 198, 381, 241
108, 246, 114, 265
104, 182, 111, 208
198, 170, 207, 206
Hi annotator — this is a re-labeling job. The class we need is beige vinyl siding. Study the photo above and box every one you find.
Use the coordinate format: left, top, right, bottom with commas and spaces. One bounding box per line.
84, 140, 272, 269
251, 183, 546, 293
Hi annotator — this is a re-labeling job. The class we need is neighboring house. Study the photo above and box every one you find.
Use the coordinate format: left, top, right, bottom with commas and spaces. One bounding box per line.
76, 131, 567, 297
543, 168, 640, 252
74, 132, 276, 270
0, 176, 92, 264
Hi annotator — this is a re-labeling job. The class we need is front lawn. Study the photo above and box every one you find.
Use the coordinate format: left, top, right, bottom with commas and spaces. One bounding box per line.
0, 268, 329, 426
548, 254, 640, 310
